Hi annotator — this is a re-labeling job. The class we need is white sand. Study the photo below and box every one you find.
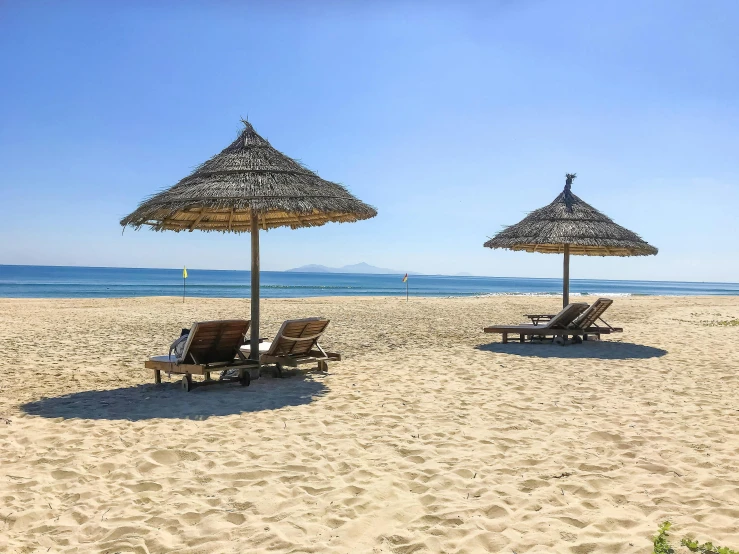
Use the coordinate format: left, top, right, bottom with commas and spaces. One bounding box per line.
0, 295, 738, 553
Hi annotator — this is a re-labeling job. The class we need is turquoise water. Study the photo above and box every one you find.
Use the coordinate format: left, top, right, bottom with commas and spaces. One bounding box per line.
0, 265, 737, 298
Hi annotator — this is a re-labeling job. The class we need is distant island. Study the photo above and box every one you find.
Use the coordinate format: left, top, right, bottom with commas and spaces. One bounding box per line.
287, 262, 419, 275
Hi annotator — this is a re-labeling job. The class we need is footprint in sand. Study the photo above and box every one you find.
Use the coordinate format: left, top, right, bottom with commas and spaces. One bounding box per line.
149, 449, 200, 465
484, 504, 508, 518
226, 512, 245, 525
125, 481, 163, 492
518, 478, 549, 492
50, 469, 79, 480
558, 516, 588, 529
588, 431, 623, 442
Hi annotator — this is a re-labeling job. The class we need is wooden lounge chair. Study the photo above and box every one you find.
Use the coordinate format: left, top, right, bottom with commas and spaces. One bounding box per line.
240, 318, 340, 375
144, 319, 257, 391
484, 303, 589, 344
568, 298, 623, 339
525, 298, 623, 340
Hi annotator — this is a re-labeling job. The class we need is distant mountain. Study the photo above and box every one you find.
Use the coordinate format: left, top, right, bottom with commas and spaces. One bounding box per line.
287, 262, 417, 275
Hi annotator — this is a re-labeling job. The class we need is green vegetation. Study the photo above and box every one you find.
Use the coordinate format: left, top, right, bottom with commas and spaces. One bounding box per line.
653, 522, 738, 554
653, 521, 675, 554
715, 319, 739, 327
681, 538, 739, 554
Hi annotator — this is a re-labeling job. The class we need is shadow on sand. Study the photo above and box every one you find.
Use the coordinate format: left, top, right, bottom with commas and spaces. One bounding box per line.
21, 374, 327, 422
476, 340, 667, 360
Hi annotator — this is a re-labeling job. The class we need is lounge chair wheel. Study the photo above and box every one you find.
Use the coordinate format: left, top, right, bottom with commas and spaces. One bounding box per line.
181, 376, 192, 392
239, 371, 250, 387
274, 363, 284, 378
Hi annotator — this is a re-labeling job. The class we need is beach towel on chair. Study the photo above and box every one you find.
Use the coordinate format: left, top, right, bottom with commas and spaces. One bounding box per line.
168, 328, 190, 362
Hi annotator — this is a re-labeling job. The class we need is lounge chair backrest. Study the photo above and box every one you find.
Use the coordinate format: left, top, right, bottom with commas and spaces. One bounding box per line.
569, 298, 613, 329
265, 318, 330, 357
181, 319, 250, 365
546, 303, 589, 328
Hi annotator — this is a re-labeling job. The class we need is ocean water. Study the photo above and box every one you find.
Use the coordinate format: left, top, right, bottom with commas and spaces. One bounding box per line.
0, 265, 737, 298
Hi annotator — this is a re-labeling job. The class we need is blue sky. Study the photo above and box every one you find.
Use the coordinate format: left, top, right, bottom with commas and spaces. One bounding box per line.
1, 1, 737, 281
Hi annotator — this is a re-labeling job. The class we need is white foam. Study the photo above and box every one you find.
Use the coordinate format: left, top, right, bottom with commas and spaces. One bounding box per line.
465, 291, 633, 299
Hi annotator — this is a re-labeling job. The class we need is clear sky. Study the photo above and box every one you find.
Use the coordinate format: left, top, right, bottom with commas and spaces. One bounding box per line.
1, 1, 737, 282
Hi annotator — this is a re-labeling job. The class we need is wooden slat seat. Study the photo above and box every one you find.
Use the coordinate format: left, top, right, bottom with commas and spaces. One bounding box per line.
484, 303, 589, 344
144, 319, 257, 391
523, 298, 624, 340
240, 317, 340, 374
568, 298, 622, 338
487, 299, 625, 345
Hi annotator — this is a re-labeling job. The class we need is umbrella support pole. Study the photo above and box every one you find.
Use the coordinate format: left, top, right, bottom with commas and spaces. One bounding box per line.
250, 211, 261, 371
563, 243, 570, 308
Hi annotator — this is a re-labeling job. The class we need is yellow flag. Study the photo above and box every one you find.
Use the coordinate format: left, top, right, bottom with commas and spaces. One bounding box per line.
183, 266, 188, 279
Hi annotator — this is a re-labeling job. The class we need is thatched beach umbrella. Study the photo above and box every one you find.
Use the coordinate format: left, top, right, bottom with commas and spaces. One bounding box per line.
484, 174, 657, 307
121, 120, 377, 360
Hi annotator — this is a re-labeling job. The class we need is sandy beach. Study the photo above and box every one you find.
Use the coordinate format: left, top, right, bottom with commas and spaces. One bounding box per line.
0, 295, 737, 553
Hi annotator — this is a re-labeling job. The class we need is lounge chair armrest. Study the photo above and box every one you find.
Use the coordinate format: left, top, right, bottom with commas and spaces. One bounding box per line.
524, 314, 555, 325
239, 338, 269, 346
309, 349, 341, 361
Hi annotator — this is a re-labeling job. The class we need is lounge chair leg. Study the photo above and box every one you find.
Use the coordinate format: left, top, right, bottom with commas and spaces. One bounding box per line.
502, 333, 508, 344
318, 360, 328, 372
153, 370, 161, 384
519, 335, 524, 343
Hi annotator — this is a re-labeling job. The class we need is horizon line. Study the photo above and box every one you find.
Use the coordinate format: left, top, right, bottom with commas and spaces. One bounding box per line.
0, 263, 736, 286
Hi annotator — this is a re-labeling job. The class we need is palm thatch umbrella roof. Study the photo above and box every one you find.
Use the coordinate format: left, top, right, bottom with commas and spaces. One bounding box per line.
121, 120, 377, 232
120, 120, 376, 362
484, 174, 657, 306
484, 174, 657, 256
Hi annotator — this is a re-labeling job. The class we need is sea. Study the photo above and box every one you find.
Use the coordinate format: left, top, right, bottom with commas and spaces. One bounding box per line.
0, 265, 737, 299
